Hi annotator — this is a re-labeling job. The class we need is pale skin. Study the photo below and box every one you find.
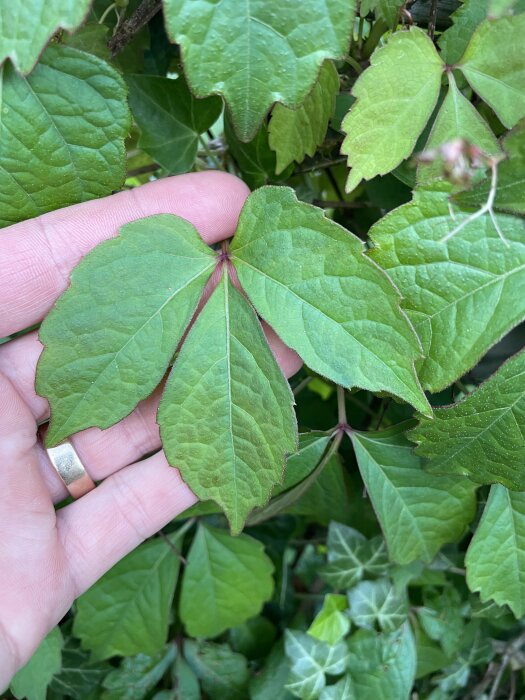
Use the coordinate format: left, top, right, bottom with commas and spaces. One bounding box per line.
0, 171, 302, 689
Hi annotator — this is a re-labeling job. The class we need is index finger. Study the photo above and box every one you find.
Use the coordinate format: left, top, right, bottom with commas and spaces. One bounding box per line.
0, 171, 250, 337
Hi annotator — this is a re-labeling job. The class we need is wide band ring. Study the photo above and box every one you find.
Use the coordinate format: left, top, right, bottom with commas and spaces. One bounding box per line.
46, 442, 96, 499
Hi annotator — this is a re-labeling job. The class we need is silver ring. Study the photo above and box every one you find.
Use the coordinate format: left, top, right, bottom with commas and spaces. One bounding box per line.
46, 441, 96, 499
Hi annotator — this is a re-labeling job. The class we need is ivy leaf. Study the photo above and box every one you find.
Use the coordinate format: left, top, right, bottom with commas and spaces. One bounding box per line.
0, 1, 92, 74
466, 485, 525, 618
369, 187, 525, 392
163, 0, 354, 141
50, 641, 110, 700
101, 647, 176, 700
346, 624, 416, 700
321, 522, 389, 589
10, 628, 63, 700
268, 61, 339, 174
351, 425, 477, 565
347, 579, 408, 632
224, 115, 279, 190
37, 214, 215, 447
458, 15, 525, 128
284, 631, 348, 700
184, 640, 250, 700
0, 45, 130, 228
308, 594, 350, 645
438, 0, 489, 65
319, 676, 356, 700
341, 27, 444, 192
418, 73, 500, 185
73, 533, 183, 660
412, 349, 525, 489
179, 523, 274, 638
126, 75, 222, 174
159, 271, 297, 533
231, 186, 430, 416
455, 121, 525, 214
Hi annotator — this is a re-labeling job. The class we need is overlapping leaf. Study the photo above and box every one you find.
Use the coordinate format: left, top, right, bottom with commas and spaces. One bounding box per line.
0, 1, 92, 74
466, 485, 525, 618
351, 425, 477, 564
308, 594, 350, 646
158, 272, 297, 533
224, 116, 278, 189
126, 75, 222, 174
438, 0, 488, 65
38, 214, 215, 447
341, 27, 444, 192
346, 625, 416, 700
179, 523, 274, 638
0, 45, 130, 228
74, 533, 183, 660
347, 579, 408, 632
284, 631, 348, 700
369, 188, 525, 392
269, 61, 339, 174
163, 0, 354, 141
321, 522, 389, 588
412, 349, 525, 489
184, 640, 250, 700
231, 187, 430, 415
458, 14, 525, 128
101, 647, 176, 700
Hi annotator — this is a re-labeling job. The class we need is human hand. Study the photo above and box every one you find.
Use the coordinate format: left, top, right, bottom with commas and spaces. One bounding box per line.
0, 172, 302, 687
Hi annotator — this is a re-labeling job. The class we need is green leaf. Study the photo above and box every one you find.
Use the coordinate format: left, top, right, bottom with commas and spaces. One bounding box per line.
164, 0, 354, 141
224, 115, 278, 190
126, 75, 222, 174
322, 522, 389, 588
369, 187, 525, 392
74, 533, 183, 660
50, 641, 110, 699
229, 616, 276, 660
184, 640, 250, 700
0, 45, 130, 228
351, 425, 477, 564
346, 624, 416, 700
172, 654, 200, 700
250, 641, 294, 700
458, 15, 525, 128
0, 1, 92, 74
415, 625, 452, 679
308, 594, 350, 645
418, 73, 500, 185
411, 349, 525, 489
61, 21, 111, 61
438, 0, 489, 65
489, 0, 525, 16
348, 579, 408, 632
466, 485, 525, 617
341, 27, 444, 192
374, 0, 406, 27
276, 433, 331, 493
101, 647, 176, 700
319, 676, 356, 700
418, 588, 465, 658
268, 61, 339, 174
455, 121, 525, 214
231, 186, 430, 416
284, 631, 348, 700
159, 272, 297, 533
37, 214, 215, 447
179, 523, 274, 638
10, 628, 63, 700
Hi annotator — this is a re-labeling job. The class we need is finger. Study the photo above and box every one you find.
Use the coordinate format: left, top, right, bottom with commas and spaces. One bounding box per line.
0, 171, 250, 337
56, 452, 197, 596
0, 371, 51, 533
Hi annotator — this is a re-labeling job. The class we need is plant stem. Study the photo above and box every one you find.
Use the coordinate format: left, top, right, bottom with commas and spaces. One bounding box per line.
428, 0, 439, 40
198, 135, 223, 170
99, 2, 117, 25
337, 384, 347, 427
127, 162, 160, 178
108, 0, 161, 56
293, 376, 313, 396
345, 55, 363, 75
312, 199, 368, 209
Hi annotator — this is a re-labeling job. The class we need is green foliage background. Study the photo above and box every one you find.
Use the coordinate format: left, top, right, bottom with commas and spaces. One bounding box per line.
2, 0, 525, 698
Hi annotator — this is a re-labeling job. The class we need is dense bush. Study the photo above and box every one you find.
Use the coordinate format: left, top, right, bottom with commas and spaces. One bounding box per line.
2, 0, 525, 698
